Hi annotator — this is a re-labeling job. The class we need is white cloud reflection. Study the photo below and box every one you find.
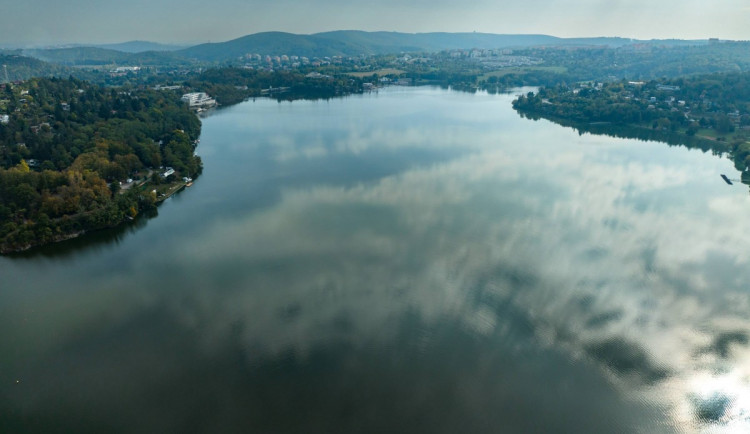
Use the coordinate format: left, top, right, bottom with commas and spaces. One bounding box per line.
154, 104, 750, 430
5, 89, 750, 431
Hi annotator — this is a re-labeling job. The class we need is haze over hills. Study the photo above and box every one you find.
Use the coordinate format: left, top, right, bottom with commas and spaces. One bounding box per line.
14, 31, 713, 66
177, 30, 709, 61
0, 53, 72, 81
19, 46, 192, 66
6, 30, 745, 86
96, 41, 187, 53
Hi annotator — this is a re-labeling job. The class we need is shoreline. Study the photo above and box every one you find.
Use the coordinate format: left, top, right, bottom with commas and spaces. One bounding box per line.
514, 107, 730, 154
1, 79, 365, 255
0, 177, 194, 255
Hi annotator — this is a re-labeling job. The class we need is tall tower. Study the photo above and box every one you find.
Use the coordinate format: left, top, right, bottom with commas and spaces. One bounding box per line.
2, 65, 8, 83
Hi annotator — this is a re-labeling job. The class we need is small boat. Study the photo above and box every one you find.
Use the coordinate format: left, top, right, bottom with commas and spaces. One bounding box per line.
186, 182, 193, 187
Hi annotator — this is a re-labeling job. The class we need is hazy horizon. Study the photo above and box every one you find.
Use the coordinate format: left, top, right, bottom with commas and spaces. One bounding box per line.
0, 31, 728, 51
1, 0, 749, 47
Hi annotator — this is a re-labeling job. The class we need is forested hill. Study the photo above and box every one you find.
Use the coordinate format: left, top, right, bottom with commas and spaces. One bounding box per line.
0, 77, 202, 253
514, 41, 750, 82
12, 32, 723, 78
177, 31, 688, 61
96, 41, 186, 53
0, 53, 72, 82
21, 47, 192, 67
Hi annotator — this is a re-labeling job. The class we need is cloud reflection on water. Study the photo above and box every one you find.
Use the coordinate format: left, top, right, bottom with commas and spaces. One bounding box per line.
157, 112, 750, 431
5, 89, 750, 432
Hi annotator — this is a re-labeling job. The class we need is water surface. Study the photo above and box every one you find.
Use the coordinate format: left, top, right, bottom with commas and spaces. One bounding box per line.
3, 87, 750, 433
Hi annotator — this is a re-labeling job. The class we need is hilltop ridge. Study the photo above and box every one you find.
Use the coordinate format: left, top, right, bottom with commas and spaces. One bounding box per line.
14, 31, 711, 66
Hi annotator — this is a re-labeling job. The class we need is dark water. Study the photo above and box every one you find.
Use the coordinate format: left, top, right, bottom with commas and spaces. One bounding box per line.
3, 87, 750, 433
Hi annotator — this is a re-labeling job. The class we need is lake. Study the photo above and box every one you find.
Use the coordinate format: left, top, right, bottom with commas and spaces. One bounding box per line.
3, 87, 750, 433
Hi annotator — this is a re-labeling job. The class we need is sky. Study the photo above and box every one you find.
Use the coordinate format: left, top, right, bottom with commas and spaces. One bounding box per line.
1, 0, 750, 47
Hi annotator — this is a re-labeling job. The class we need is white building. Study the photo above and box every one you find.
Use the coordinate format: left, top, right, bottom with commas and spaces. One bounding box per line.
305, 72, 330, 79
154, 85, 182, 91
110, 66, 141, 73
0, 114, 9, 124
181, 92, 217, 108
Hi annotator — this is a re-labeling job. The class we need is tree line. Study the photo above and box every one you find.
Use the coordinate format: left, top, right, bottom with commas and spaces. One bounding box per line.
0, 77, 202, 253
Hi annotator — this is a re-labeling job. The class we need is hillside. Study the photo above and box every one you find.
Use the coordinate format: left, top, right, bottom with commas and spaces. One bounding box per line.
17, 31, 714, 67
178, 31, 655, 61
317, 31, 639, 53
0, 53, 71, 81
0, 77, 202, 253
97, 40, 186, 53
178, 32, 361, 61
22, 47, 193, 66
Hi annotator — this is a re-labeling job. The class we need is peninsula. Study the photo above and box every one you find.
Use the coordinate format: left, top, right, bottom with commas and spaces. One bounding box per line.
0, 69, 366, 253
